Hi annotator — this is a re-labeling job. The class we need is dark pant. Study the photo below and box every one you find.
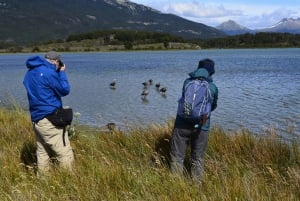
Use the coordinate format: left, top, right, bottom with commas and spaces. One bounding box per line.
170, 127, 209, 181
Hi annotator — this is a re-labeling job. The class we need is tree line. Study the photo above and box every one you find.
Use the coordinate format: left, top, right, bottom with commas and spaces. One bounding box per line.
66, 30, 184, 48
194, 32, 300, 48
66, 31, 300, 49
1, 31, 300, 52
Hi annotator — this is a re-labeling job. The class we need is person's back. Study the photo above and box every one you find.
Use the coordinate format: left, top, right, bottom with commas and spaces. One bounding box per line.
23, 51, 74, 175
174, 68, 218, 130
24, 55, 70, 122
170, 58, 218, 182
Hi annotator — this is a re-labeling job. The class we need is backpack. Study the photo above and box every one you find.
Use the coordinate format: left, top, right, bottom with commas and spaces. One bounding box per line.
177, 78, 212, 125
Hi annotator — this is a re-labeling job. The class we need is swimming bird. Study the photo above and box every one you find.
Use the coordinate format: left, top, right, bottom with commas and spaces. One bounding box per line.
159, 87, 167, 95
110, 79, 116, 89
141, 89, 149, 99
148, 79, 153, 85
155, 82, 160, 89
142, 81, 149, 88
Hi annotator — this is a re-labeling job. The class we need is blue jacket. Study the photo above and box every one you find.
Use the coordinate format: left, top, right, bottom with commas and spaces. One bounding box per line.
174, 68, 218, 131
23, 56, 70, 122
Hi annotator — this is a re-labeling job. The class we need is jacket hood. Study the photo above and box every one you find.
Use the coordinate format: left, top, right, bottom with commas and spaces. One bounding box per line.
188, 68, 209, 79
26, 56, 47, 69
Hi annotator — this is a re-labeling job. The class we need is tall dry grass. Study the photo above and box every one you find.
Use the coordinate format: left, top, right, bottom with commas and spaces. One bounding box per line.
0, 106, 299, 201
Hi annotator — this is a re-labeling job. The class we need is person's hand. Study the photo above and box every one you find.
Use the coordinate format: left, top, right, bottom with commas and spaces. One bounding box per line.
201, 114, 207, 125
59, 64, 66, 71
55, 60, 66, 72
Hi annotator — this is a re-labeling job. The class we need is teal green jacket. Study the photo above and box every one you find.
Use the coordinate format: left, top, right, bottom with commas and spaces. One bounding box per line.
174, 68, 218, 131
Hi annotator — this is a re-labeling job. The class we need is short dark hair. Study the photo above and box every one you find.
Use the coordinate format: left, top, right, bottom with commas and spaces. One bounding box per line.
198, 58, 215, 75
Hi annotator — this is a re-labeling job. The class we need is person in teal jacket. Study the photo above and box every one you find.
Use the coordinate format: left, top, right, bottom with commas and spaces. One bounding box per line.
170, 58, 218, 182
23, 51, 74, 175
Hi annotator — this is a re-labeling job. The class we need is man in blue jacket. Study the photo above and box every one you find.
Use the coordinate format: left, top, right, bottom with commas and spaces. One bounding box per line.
170, 58, 218, 182
23, 51, 74, 175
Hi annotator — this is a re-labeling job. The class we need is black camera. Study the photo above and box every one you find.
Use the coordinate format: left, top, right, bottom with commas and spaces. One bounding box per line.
58, 60, 64, 67
57, 60, 64, 72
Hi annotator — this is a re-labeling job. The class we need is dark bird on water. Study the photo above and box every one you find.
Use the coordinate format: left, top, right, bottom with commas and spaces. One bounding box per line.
110, 79, 116, 89
142, 81, 149, 88
159, 87, 167, 94
148, 79, 153, 85
155, 82, 160, 88
141, 89, 149, 99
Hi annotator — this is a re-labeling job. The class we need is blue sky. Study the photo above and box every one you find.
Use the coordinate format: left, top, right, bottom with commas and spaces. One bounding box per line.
130, 0, 300, 29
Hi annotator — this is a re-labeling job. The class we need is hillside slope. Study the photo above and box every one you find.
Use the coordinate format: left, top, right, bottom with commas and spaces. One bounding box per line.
0, 0, 225, 44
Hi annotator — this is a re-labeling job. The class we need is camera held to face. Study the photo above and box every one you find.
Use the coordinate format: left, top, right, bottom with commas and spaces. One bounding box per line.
57, 60, 64, 72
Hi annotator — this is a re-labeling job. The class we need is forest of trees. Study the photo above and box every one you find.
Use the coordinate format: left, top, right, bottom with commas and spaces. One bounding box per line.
195, 32, 300, 48
66, 30, 184, 47
64, 30, 300, 49
1, 31, 300, 52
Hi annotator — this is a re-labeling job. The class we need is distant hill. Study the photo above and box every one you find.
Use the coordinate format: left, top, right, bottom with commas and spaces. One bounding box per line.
0, 0, 225, 44
216, 18, 300, 35
216, 20, 253, 35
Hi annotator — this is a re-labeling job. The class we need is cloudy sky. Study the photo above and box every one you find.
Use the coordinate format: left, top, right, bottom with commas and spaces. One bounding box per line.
130, 0, 300, 29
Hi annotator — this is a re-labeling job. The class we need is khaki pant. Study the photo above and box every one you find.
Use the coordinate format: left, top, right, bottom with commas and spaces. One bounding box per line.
33, 118, 74, 174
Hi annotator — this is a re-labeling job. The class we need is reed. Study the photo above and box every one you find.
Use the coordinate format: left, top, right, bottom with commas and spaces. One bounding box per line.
0, 106, 299, 201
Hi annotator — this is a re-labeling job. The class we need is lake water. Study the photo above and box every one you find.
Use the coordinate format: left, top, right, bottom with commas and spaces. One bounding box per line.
0, 49, 299, 139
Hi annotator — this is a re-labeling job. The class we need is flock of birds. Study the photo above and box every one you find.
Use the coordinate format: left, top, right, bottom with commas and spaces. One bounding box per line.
106, 78, 167, 131
109, 78, 167, 100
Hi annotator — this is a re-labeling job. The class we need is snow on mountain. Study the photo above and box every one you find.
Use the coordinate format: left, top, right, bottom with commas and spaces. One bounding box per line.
258, 18, 300, 34
217, 18, 300, 35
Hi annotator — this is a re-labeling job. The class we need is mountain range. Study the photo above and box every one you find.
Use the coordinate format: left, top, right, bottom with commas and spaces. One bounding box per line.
216, 18, 300, 35
0, 0, 225, 44
1, 0, 299, 45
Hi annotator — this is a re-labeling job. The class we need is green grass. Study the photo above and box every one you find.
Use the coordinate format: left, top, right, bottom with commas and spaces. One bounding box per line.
0, 106, 299, 201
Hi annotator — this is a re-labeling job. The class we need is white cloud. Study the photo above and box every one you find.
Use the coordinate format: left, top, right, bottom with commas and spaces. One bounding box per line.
131, 0, 300, 29
162, 2, 242, 18
234, 8, 300, 29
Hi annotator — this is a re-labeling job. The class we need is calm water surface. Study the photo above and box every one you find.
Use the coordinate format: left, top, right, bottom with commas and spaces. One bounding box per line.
0, 49, 299, 138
